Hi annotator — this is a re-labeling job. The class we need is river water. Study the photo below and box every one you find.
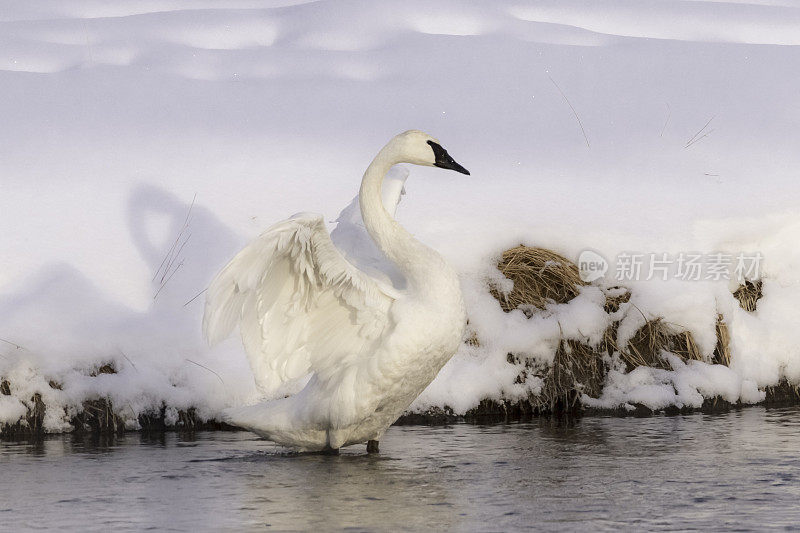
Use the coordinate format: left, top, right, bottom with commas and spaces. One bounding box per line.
2, 407, 800, 531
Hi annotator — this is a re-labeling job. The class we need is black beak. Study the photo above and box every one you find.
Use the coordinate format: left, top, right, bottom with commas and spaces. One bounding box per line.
428, 140, 470, 175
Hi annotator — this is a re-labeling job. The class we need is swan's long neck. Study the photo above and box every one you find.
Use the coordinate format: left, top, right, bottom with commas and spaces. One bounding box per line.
359, 146, 447, 291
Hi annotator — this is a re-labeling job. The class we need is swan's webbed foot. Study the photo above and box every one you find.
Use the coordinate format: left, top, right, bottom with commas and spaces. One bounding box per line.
366, 440, 379, 453
320, 446, 340, 455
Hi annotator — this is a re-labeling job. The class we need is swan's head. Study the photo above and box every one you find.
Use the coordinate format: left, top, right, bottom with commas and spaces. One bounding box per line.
393, 130, 470, 175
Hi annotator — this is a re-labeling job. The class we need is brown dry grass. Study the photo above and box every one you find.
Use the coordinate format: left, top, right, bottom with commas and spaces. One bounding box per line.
89, 363, 116, 377
619, 319, 704, 371
488, 246, 607, 413
73, 398, 126, 435
604, 287, 631, 313
487, 245, 739, 415
464, 331, 480, 347
490, 246, 584, 315
538, 339, 607, 412
734, 280, 762, 312
713, 315, 731, 366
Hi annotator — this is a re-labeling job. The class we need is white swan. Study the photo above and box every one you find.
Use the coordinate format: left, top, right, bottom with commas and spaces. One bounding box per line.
203, 130, 469, 452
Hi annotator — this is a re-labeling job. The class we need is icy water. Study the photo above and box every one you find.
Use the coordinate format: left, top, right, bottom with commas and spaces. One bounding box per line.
2, 408, 800, 532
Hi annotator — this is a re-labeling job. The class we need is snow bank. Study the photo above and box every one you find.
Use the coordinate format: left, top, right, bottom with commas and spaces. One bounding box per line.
2, 0, 800, 431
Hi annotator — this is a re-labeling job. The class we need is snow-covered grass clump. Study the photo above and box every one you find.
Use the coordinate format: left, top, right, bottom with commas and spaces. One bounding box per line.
2, 0, 800, 432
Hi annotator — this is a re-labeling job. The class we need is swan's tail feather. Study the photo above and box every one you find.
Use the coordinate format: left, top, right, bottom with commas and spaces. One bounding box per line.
222, 401, 328, 451
222, 403, 279, 434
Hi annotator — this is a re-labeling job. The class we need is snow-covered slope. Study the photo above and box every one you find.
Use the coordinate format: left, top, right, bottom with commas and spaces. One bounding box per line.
2, 0, 800, 429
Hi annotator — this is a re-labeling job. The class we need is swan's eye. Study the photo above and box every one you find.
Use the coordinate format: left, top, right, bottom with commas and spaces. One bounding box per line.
427, 140, 446, 160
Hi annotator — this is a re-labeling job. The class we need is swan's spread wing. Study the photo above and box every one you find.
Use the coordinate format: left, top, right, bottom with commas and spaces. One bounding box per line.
203, 213, 398, 394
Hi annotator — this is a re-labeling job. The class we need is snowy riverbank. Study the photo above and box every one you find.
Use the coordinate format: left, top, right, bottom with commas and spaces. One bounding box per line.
2, 0, 800, 434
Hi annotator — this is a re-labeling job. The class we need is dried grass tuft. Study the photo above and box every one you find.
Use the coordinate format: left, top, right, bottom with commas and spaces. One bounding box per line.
462, 319, 480, 347
508, 337, 610, 416
765, 380, 800, 405
26, 393, 46, 433
620, 319, 704, 371
482, 244, 746, 417
90, 363, 116, 377
464, 331, 480, 347
734, 280, 762, 312
713, 315, 731, 366
539, 340, 607, 412
0, 379, 47, 437
490, 245, 584, 315
604, 287, 631, 313
73, 398, 125, 435
488, 247, 609, 414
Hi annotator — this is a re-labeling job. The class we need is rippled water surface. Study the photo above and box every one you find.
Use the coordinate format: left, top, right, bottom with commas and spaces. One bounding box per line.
3, 407, 800, 531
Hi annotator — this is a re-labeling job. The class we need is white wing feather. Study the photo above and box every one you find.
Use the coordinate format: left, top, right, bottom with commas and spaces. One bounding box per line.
203, 212, 400, 396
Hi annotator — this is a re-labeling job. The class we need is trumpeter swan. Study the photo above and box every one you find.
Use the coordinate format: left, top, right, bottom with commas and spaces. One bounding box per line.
203, 130, 469, 452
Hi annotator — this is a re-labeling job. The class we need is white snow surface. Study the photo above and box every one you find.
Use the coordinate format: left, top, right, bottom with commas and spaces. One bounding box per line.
2, 0, 800, 430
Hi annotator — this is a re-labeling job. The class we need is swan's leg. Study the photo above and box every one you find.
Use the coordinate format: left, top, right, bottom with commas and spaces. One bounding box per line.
366, 440, 379, 453
320, 446, 339, 456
